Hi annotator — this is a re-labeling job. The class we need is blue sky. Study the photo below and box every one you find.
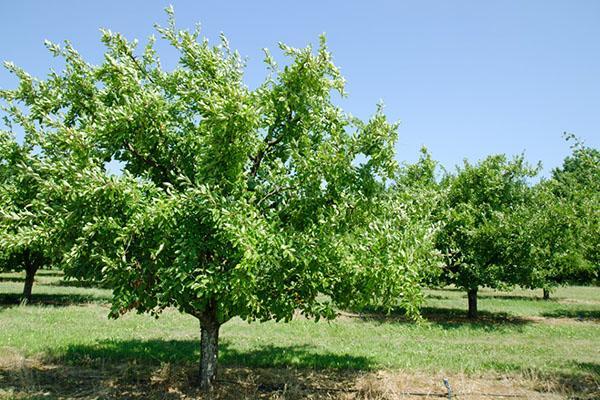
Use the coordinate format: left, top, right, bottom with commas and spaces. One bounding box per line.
1, 1, 599, 176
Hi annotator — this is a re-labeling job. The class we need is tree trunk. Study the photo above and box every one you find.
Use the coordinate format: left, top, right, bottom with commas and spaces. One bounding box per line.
21, 259, 39, 304
543, 288, 550, 300
198, 306, 220, 391
467, 288, 478, 319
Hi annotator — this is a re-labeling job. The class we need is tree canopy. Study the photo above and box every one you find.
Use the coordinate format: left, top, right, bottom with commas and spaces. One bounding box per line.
0, 131, 55, 302
0, 9, 435, 388
435, 154, 539, 318
551, 135, 600, 274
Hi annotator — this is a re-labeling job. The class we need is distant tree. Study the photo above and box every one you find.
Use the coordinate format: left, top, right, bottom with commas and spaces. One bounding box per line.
553, 134, 600, 191
493, 180, 589, 300
0, 10, 432, 389
551, 134, 600, 276
463, 137, 599, 302
435, 155, 538, 318
0, 132, 52, 303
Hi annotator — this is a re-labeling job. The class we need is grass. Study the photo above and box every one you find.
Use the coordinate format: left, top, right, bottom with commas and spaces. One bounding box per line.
0, 270, 598, 399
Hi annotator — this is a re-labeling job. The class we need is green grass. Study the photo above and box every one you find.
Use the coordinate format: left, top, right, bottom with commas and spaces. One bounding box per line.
1, 271, 599, 398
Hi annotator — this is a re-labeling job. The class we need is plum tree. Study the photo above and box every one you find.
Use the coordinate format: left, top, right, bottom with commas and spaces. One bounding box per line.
551, 135, 599, 278
0, 9, 433, 388
435, 155, 538, 318
0, 132, 52, 303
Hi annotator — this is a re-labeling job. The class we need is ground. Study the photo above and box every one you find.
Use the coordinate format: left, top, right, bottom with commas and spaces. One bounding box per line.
0, 271, 598, 399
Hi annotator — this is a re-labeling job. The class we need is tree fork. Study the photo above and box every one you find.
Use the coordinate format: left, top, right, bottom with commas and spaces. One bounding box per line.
467, 288, 478, 319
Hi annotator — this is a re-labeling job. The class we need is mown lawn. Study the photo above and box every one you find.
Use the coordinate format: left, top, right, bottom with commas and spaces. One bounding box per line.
0, 270, 598, 399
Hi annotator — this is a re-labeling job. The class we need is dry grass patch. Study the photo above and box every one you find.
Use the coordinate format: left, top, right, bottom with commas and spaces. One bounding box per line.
2, 359, 598, 399
356, 370, 579, 399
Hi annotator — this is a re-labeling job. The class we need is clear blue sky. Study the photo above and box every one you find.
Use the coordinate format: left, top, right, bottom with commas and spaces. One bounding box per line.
1, 1, 599, 176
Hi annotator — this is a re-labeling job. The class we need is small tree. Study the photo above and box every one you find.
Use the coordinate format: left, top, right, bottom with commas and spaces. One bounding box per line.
435, 155, 538, 318
1, 10, 431, 388
493, 180, 588, 300
469, 137, 599, 301
0, 132, 53, 303
551, 135, 600, 278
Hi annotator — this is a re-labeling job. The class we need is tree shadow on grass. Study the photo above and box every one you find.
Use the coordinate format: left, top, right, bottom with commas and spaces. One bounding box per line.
348, 305, 532, 332
423, 294, 452, 300
470, 361, 600, 399
421, 306, 532, 329
0, 292, 109, 309
541, 308, 600, 321
35, 270, 64, 277
1, 339, 371, 399
477, 294, 552, 301
47, 339, 374, 371
531, 362, 600, 399
573, 362, 600, 375
0, 276, 26, 283
2, 342, 597, 400
48, 279, 108, 289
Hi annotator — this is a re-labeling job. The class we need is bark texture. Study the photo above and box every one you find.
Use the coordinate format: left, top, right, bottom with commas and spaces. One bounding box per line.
198, 303, 220, 391
467, 288, 478, 319
543, 288, 550, 300
21, 256, 39, 304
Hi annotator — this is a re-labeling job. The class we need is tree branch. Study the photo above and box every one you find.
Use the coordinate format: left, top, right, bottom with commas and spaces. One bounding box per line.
250, 134, 285, 178
250, 112, 299, 178
126, 52, 155, 84
256, 185, 297, 206
123, 140, 172, 182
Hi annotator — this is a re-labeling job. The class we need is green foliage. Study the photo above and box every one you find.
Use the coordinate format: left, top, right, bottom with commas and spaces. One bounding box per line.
0, 11, 432, 326
396, 147, 440, 191
435, 154, 540, 292
492, 180, 589, 292
551, 135, 600, 273
553, 134, 600, 193
393, 147, 444, 288
457, 136, 599, 295
0, 131, 50, 278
